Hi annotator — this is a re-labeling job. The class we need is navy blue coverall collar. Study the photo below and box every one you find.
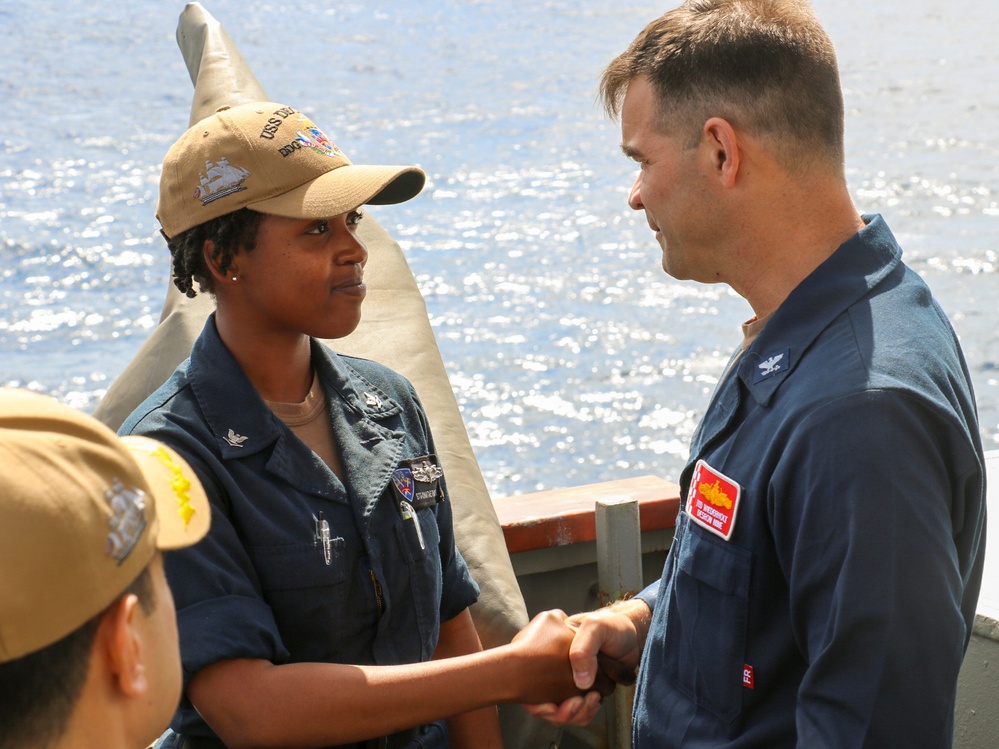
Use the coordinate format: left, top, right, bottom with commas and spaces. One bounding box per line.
687, 214, 900, 468
187, 314, 406, 515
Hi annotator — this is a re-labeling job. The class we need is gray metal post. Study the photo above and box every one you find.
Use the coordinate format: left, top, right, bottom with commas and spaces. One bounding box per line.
596, 495, 643, 749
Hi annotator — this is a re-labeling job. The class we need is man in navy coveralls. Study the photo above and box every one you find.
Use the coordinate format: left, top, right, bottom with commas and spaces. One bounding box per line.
524, 1, 987, 746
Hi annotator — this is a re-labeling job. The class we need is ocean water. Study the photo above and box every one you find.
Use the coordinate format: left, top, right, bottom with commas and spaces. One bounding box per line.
2, 0, 998, 499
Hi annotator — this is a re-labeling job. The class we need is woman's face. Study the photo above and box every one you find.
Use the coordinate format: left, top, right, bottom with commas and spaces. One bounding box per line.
222, 209, 369, 341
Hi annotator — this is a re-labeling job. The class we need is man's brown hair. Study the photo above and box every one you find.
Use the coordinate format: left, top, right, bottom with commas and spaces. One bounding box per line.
600, 0, 844, 172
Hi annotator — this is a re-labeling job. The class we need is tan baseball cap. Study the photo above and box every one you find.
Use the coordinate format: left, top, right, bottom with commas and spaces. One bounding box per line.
156, 101, 426, 238
0, 389, 211, 662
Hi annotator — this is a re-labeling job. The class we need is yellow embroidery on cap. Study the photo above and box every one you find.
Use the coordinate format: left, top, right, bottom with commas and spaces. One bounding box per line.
698, 480, 733, 510
150, 446, 196, 526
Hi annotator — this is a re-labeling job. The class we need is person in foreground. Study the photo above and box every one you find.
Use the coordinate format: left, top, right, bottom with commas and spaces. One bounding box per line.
120, 101, 586, 749
525, 0, 987, 746
0, 388, 211, 749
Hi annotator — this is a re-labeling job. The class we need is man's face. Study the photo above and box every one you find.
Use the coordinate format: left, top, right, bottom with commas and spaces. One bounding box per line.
619, 76, 720, 282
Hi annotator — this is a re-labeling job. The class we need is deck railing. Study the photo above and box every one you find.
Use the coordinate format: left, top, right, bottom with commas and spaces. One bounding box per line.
493, 476, 680, 749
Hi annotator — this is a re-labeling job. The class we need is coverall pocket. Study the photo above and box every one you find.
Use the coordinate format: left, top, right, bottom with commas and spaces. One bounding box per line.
394, 508, 443, 658
247, 542, 350, 651
394, 506, 440, 563
663, 521, 752, 722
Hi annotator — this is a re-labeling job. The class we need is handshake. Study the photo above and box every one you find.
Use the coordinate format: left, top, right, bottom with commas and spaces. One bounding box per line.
503, 597, 652, 727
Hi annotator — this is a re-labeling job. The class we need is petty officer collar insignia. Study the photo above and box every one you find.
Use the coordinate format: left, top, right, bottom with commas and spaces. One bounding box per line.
224, 428, 249, 447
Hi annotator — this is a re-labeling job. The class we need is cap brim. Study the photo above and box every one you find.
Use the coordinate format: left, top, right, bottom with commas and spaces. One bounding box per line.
248, 164, 426, 220
121, 436, 211, 550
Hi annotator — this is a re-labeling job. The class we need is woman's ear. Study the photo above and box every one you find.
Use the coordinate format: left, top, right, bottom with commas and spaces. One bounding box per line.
202, 240, 238, 285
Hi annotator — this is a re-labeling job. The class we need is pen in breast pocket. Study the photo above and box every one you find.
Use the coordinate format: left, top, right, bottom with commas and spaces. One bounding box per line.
314, 511, 332, 565
399, 500, 425, 550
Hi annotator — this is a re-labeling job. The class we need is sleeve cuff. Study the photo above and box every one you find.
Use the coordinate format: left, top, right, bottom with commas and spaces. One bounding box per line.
176, 595, 291, 685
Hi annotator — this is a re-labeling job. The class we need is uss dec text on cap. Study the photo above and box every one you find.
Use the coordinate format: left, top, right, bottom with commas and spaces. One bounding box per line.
156, 101, 426, 238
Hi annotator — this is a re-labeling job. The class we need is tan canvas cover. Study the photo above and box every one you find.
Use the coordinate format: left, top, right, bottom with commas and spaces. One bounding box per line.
93, 4, 553, 744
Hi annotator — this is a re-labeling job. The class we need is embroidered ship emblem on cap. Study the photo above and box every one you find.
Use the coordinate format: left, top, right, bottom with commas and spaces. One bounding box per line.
105, 479, 148, 564
194, 157, 251, 205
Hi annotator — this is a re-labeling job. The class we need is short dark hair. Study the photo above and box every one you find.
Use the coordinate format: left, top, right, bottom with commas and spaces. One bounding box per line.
0, 567, 156, 749
600, 0, 844, 172
166, 207, 266, 298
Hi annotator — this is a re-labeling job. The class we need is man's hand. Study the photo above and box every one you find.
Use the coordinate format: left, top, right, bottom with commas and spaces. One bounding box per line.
522, 599, 652, 727
564, 599, 648, 689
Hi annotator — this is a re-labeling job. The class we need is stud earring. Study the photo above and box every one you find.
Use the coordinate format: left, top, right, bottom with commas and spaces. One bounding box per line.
231, 276, 238, 282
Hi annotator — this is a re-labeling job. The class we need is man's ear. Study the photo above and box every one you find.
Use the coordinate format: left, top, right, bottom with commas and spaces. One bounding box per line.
201, 240, 238, 285
99, 594, 149, 698
703, 117, 741, 188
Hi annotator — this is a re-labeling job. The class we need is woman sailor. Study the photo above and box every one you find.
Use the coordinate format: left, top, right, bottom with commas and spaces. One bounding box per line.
122, 101, 582, 749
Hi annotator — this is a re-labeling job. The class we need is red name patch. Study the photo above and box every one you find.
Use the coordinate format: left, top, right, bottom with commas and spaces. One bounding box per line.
686, 460, 741, 541
743, 664, 755, 689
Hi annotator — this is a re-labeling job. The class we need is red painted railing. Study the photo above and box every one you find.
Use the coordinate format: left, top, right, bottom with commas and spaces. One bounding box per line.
493, 475, 681, 554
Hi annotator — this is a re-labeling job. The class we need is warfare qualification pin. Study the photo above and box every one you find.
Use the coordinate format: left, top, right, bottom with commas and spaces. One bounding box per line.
391, 454, 444, 510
